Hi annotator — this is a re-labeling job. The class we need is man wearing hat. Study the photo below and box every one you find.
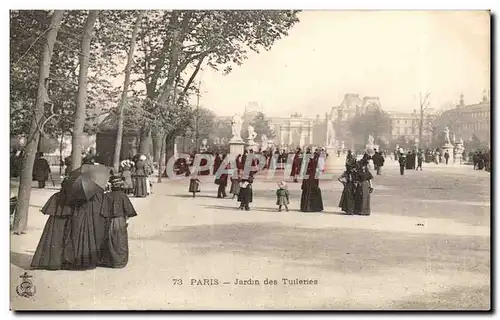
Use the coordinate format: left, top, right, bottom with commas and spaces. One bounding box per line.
398, 152, 407, 175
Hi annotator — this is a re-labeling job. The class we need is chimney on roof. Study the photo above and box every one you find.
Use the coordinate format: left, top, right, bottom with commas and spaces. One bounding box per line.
459, 93, 465, 107
482, 90, 489, 103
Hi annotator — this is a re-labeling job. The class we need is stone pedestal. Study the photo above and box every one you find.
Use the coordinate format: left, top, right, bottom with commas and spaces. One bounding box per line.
454, 142, 464, 164
324, 147, 338, 173
365, 144, 379, 156
442, 144, 454, 164
246, 138, 257, 152
229, 139, 246, 156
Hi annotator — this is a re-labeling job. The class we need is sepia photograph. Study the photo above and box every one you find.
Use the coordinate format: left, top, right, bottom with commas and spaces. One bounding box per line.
8, 8, 491, 310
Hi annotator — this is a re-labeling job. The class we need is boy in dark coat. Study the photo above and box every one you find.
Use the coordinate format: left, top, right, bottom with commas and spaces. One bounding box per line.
237, 176, 254, 211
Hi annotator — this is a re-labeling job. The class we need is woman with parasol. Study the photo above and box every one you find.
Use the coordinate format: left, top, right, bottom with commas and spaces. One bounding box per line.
31, 164, 109, 270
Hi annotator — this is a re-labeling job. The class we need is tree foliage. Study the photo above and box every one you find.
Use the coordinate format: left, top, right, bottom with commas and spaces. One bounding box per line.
10, 9, 300, 156
129, 10, 299, 153
10, 10, 125, 141
348, 108, 392, 146
249, 112, 275, 141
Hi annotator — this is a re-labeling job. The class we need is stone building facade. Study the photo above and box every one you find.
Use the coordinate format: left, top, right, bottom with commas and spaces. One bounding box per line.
436, 92, 490, 145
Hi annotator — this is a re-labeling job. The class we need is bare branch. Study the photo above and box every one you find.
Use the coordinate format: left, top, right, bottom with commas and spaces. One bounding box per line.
13, 26, 51, 66
176, 53, 207, 105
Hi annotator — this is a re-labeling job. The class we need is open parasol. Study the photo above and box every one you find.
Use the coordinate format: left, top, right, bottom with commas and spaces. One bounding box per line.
66, 164, 111, 202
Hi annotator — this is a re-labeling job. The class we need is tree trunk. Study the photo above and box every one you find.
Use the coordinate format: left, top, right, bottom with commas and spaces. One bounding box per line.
13, 10, 65, 235
139, 126, 151, 155
70, 10, 99, 171
152, 132, 163, 164
157, 136, 166, 182
163, 135, 176, 178
58, 131, 64, 175
418, 109, 424, 149
113, 11, 144, 171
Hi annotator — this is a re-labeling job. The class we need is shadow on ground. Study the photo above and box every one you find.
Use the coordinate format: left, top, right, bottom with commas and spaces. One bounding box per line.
132, 222, 490, 277
10, 251, 34, 270
389, 285, 491, 310
168, 194, 220, 199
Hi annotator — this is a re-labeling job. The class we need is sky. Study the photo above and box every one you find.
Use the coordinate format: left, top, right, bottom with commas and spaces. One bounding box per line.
193, 11, 490, 117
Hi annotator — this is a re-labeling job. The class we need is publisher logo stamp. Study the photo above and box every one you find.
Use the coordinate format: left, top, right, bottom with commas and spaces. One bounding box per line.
16, 272, 36, 298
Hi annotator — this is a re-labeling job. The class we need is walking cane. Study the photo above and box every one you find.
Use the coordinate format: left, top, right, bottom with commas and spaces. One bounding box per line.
50, 173, 56, 187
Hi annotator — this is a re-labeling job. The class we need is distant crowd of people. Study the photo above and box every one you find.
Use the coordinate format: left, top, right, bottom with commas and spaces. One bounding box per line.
185, 147, 328, 212
471, 150, 491, 172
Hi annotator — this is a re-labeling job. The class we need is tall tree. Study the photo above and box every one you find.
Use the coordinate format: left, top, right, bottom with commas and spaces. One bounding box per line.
132, 10, 300, 159
416, 92, 431, 149
70, 10, 99, 170
349, 108, 392, 148
250, 112, 275, 142
113, 11, 144, 171
13, 10, 65, 235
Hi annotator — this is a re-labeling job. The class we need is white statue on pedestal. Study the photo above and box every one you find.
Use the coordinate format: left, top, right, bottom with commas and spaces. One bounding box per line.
247, 125, 257, 142
367, 134, 375, 146
231, 114, 243, 141
444, 126, 451, 145
261, 134, 268, 150
200, 138, 208, 152
326, 112, 336, 147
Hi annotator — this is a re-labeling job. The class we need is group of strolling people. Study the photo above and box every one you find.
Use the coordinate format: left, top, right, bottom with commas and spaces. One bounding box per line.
471, 150, 491, 172
187, 148, 326, 213
338, 155, 374, 216
115, 154, 154, 198
31, 170, 138, 271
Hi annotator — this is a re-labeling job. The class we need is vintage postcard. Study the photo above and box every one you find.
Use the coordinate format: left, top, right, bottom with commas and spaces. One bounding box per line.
9, 10, 490, 310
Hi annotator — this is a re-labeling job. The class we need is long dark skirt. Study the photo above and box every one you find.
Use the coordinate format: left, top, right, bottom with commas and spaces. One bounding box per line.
405, 159, 412, 170
134, 176, 148, 197
66, 197, 106, 270
230, 179, 240, 195
189, 179, 200, 193
99, 217, 129, 268
338, 182, 356, 214
31, 216, 72, 270
355, 181, 371, 215
300, 180, 323, 212
122, 170, 134, 190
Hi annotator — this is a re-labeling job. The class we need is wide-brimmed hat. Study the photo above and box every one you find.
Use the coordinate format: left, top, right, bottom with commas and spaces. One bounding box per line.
110, 176, 125, 188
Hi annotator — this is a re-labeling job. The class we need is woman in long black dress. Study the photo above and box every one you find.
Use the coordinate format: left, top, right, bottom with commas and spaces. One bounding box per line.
31, 179, 74, 270
338, 164, 357, 215
133, 155, 148, 197
290, 149, 302, 182
354, 161, 374, 216
99, 177, 138, 268
300, 153, 324, 212
66, 191, 106, 270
